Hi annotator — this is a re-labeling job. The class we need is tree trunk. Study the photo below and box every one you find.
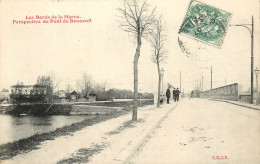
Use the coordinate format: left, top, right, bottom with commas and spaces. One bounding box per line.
157, 62, 161, 108
132, 44, 140, 121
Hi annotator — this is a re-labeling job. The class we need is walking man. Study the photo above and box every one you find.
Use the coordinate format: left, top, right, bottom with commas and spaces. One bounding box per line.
166, 86, 171, 104
176, 88, 180, 102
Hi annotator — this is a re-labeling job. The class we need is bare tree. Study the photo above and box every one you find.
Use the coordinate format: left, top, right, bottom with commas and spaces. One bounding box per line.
118, 0, 156, 121
47, 71, 61, 92
102, 81, 107, 91
66, 84, 72, 93
78, 72, 92, 100
37, 72, 61, 102
94, 82, 106, 92
150, 15, 167, 108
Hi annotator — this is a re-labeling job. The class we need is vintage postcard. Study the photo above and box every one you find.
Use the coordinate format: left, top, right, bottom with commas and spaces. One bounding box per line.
0, 0, 259, 163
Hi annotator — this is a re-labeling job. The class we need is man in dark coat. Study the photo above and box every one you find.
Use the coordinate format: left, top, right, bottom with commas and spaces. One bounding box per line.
166, 86, 171, 104
173, 88, 176, 101
176, 88, 180, 102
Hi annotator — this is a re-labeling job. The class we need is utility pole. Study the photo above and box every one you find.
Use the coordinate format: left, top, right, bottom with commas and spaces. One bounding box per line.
202, 76, 203, 91
229, 16, 254, 104
211, 65, 212, 90
251, 16, 254, 104
76, 80, 78, 100
77, 81, 78, 93
199, 79, 201, 91
162, 75, 163, 96
67, 84, 70, 93
161, 68, 164, 97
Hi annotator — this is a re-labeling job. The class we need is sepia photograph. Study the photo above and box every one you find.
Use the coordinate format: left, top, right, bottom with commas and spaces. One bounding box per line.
0, 0, 259, 163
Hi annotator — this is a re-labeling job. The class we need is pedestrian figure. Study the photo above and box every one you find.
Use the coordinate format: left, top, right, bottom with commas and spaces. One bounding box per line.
176, 88, 180, 102
190, 90, 194, 98
166, 86, 171, 104
159, 94, 164, 105
174, 89, 178, 102
173, 88, 176, 101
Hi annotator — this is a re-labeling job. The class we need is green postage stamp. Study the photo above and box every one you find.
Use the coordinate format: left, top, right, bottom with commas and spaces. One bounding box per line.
179, 0, 232, 48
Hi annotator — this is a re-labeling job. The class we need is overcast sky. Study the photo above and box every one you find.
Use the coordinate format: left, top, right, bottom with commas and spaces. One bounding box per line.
0, 0, 259, 93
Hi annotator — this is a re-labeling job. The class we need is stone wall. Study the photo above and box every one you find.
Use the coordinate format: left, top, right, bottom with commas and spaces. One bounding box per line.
239, 95, 251, 103
200, 83, 239, 101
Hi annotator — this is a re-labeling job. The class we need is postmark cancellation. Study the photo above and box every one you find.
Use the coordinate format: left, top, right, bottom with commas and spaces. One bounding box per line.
179, 0, 232, 48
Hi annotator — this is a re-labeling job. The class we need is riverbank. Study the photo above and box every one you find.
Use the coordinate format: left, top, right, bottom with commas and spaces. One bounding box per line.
0, 108, 130, 161
1, 99, 153, 115
0, 100, 153, 161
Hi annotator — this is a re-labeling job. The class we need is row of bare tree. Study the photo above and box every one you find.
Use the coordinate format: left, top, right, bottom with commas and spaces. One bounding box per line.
40, 72, 106, 101
118, 0, 168, 120
64, 72, 106, 99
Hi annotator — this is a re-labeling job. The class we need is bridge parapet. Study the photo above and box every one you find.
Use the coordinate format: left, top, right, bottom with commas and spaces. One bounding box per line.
200, 83, 239, 101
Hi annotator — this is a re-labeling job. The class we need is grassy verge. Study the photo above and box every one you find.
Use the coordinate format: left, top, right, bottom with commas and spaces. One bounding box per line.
57, 143, 107, 164
57, 119, 145, 163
